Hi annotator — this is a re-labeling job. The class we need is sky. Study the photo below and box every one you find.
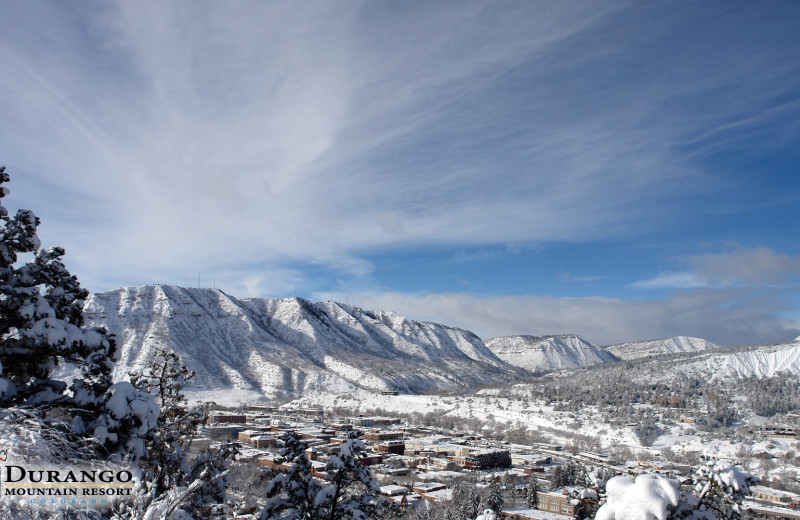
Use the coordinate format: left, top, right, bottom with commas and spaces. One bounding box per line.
1, 1, 799, 346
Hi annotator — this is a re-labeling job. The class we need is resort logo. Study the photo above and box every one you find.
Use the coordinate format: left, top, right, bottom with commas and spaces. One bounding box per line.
0, 456, 137, 509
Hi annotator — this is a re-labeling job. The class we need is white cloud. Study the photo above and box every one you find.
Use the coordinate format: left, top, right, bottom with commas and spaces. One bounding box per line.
634, 247, 800, 289
631, 272, 709, 289
338, 288, 799, 347
1, 2, 799, 302
687, 247, 800, 284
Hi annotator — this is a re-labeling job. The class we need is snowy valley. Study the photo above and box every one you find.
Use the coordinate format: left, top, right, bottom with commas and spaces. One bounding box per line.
10, 281, 800, 520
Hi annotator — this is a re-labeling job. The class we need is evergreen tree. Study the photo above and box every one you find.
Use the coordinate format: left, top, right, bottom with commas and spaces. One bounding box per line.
113, 348, 234, 519
449, 482, 482, 520
315, 431, 386, 520
674, 462, 758, 520
465, 488, 482, 520
261, 431, 321, 520
481, 481, 504, 515
551, 466, 565, 489
525, 477, 539, 509
131, 346, 206, 495
0, 166, 116, 422
596, 462, 758, 520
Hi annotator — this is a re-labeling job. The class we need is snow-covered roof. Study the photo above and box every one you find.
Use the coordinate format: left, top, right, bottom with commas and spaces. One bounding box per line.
421, 488, 453, 501
502, 507, 572, 520
379, 485, 409, 496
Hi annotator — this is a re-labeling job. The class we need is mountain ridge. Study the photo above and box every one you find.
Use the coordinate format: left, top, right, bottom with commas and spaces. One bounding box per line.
84, 285, 523, 399
82, 285, 800, 400
602, 336, 720, 361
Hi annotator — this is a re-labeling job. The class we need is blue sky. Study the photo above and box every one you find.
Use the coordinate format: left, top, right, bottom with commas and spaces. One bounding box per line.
1, 1, 799, 345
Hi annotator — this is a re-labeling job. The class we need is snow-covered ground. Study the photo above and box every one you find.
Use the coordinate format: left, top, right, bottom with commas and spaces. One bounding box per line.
279, 388, 799, 487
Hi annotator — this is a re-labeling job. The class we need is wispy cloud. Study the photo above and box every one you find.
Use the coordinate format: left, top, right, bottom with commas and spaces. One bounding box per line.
632, 272, 709, 290
0, 2, 799, 344
1, 3, 797, 288
558, 271, 608, 284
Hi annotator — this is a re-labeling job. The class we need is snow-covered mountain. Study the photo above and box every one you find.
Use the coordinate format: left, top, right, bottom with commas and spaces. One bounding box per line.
676, 342, 800, 381
84, 285, 522, 399
603, 336, 720, 361
485, 334, 616, 373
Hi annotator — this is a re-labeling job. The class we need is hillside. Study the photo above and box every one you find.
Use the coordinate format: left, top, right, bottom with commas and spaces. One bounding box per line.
680, 342, 800, 381
603, 336, 720, 361
83, 285, 523, 399
485, 334, 616, 373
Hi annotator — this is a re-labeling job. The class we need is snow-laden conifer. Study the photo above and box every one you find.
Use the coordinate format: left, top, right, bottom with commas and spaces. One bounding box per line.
314, 431, 387, 520
0, 166, 116, 420
261, 431, 321, 520
595, 462, 758, 520
113, 348, 235, 519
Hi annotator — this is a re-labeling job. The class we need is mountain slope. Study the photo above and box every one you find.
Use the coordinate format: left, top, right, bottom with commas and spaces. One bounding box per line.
679, 342, 800, 381
603, 336, 720, 361
485, 334, 615, 373
84, 285, 521, 398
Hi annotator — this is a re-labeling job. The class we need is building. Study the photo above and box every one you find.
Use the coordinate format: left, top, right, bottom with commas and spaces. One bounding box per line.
238, 430, 265, 443
417, 458, 457, 472
752, 486, 799, 504
298, 407, 325, 417
761, 427, 798, 439
420, 488, 453, 502
201, 425, 245, 440
208, 414, 247, 424
376, 440, 406, 455
366, 430, 404, 442
511, 454, 552, 466
349, 416, 402, 427
412, 482, 447, 494
358, 453, 384, 466
501, 507, 572, 520
379, 485, 409, 496
745, 502, 800, 520
536, 491, 580, 516
453, 449, 512, 470
249, 434, 277, 449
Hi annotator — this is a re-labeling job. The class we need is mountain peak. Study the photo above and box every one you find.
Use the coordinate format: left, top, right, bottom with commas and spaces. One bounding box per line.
485, 334, 614, 373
